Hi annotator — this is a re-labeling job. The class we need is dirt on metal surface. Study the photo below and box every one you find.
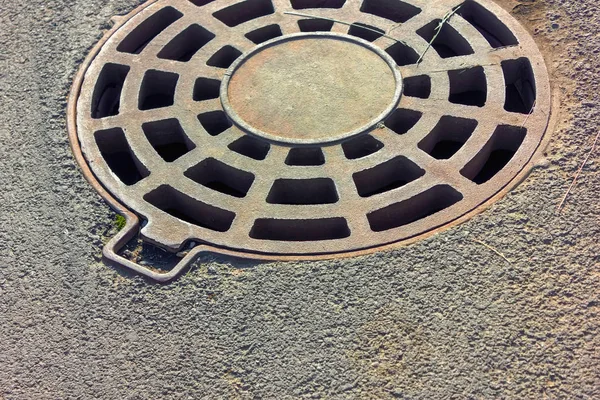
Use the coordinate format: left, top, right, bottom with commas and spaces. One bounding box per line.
0, 0, 599, 399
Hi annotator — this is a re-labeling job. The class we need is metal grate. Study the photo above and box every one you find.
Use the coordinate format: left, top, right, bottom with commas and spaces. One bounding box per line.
69, 0, 551, 279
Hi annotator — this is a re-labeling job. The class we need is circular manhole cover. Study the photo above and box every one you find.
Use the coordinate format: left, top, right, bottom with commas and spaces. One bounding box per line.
69, 0, 551, 266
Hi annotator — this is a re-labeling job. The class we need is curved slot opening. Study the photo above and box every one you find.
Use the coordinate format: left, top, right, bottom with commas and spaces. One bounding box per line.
197, 111, 232, 136
403, 75, 431, 99
418, 116, 478, 159
342, 135, 383, 159
417, 20, 474, 58
142, 119, 195, 162
250, 218, 350, 241
228, 136, 270, 160
193, 78, 221, 101
448, 67, 487, 107
348, 23, 384, 42
291, 0, 346, 9
145, 185, 235, 232
185, 158, 255, 198
91, 63, 130, 119
385, 108, 422, 135
298, 19, 334, 32
207, 46, 242, 68
245, 24, 283, 44
385, 42, 420, 66
138, 70, 179, 110
360, 0, 421, 23
157, 24, 215, 62
189, 0, 216, 6
460, 125, 526, 184
353, 156, 425, 198
502, 58, 536, 114
368, 185, 463, 232
457, 0, 518, 48
95, 128, 150, 186
285, 148, 325, 166
213, 0, 274, 27
267, 178, 338, 205
117, 7, 183, 54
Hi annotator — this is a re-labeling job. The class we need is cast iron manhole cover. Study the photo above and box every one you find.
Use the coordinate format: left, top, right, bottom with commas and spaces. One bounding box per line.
68, 0, 551, 281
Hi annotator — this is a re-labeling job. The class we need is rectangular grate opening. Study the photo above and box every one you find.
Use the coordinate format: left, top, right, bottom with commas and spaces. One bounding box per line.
117, 7, 183, 54
206, 46, 242, 68
285, 148, 325, 166
418, 116, 478, 160
291, 0, 346, 9
157, 24, 215, 62
368, 185, 463, 232
360, 0, 421, 23
298, 19, 334, 32
342, 135, 383, 159
385, 108, 422, 135
348, 23, 384, 42
461, 125, 526, 184
457, 0, 518, 48
139, 70, 179, 110
213, 0, 274, 27
385, 42, 419, 66
417, 20, 474, 58
95, 128, 150, 186
142, 118, 195, 162
228, 136, 270, 160
245, 24, 283, 44
193, 77, 221, 101
91, 63, 130, 119
502, 58, 536, 114
267, 178, 338, 205
185, 158, 255, 198
250, 218, 350, 241
403, 75, 431, 99
448, 67, 487, 107
353, 156, 425, 198
145, 185, 235, 231
197, 111, 232, 136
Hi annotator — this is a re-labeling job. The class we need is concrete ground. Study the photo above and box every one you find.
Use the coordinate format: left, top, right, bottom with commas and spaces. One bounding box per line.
0, 0, 598, 398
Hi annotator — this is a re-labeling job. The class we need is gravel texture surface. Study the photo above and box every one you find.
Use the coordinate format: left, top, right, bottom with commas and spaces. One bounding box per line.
0, 0, 598, 398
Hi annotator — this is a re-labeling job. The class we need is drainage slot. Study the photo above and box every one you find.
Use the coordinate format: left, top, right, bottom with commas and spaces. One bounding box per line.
368, 185, 463, 232
419, 116, 478, 159
448, 67, 487, 107
342, 135, 383, 159
193, 77, 221, 101
207, 46, 243, 68
91, 63, 130, 119
348, 23, 384, 42
285, 148, 325, 166
95, 128, 150, 185
145, 185, 235, 231
502, 58, 536, 114
403, 75, 431, 99
117, 7, 183, 54
385, 108, 422, 135
213, 0, 274, 27
250, 218, 350, 241
360, 0, 421, 23
385, 42, 419, 66
139, 70, 179, 110
189, 0, 216, 6
461, 125, 526, 184
228, 136, 270, 160
298, 19, 334, 32
157, 24, 215, 62
245, 24, 283, 44
353, 156, 425, 197
291, 0, 346, 9
417, 20, 474, 58
457, 0, 518, 48
185, 158, 255, 198
197, 111, 232, 136
267, 178, 338, 205
142, 119, 196, 162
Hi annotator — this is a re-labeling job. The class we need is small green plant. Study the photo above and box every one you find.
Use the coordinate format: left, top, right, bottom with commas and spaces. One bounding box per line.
114, 214, 127, 231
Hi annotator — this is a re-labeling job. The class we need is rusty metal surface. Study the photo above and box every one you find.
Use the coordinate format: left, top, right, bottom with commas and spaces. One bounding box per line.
68, 0, 552, 268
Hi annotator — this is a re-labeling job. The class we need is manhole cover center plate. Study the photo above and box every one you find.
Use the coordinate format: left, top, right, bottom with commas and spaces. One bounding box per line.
224, 34, 401, 144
